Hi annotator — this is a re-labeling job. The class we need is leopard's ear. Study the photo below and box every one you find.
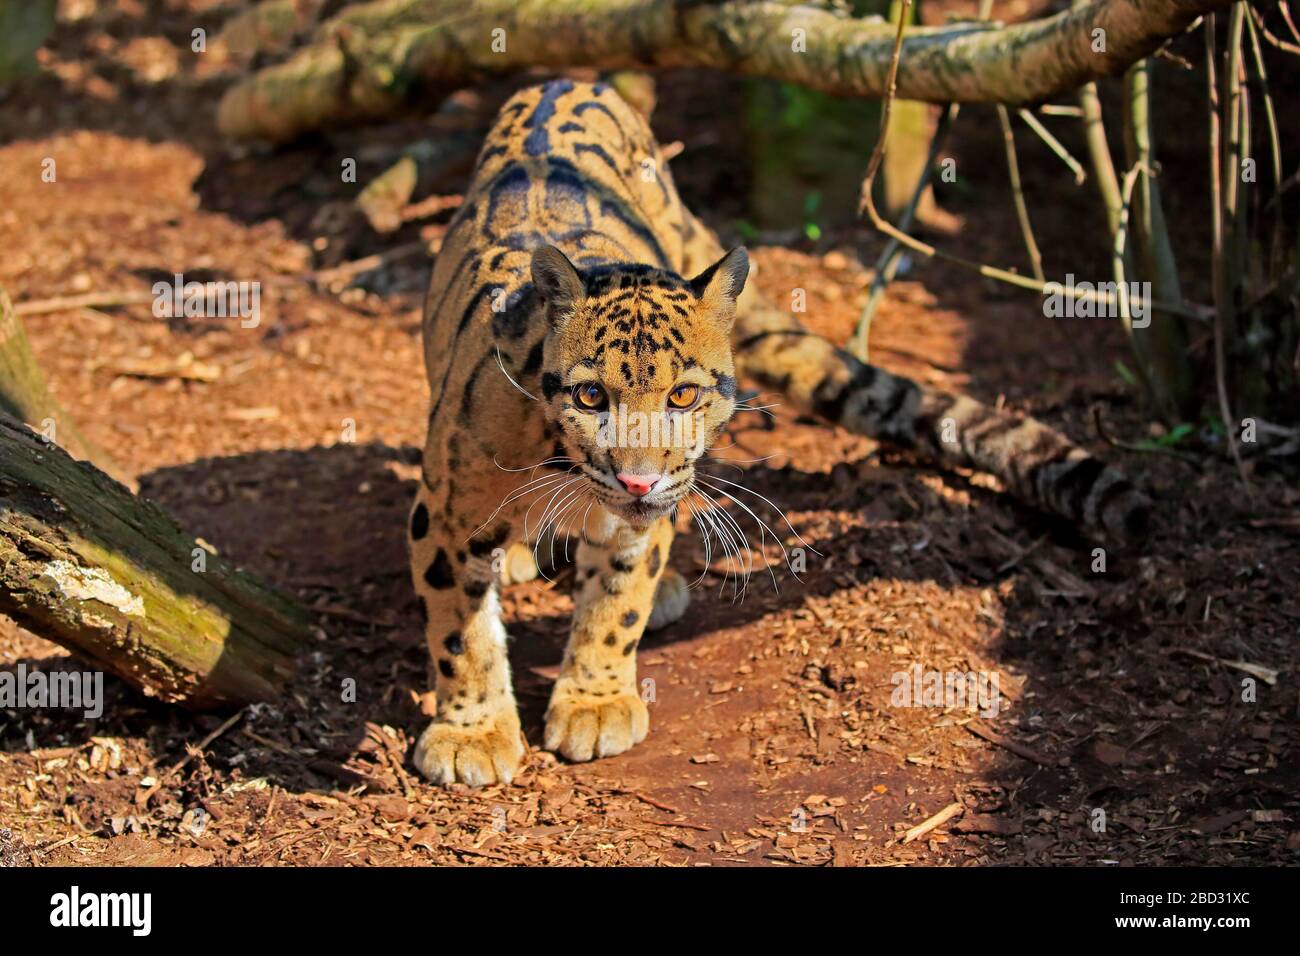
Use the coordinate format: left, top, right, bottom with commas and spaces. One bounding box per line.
689, 247, 749, 327
531, 245, 584, 325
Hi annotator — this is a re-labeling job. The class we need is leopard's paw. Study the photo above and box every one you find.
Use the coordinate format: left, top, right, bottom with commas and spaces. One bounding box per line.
413, 710, 524, 786
544, 692, 648, 762
647, 567, 690, 631
498, 542, 540, 586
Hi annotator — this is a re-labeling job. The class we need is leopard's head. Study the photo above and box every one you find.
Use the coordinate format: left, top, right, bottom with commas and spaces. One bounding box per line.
531, 245, 748, 527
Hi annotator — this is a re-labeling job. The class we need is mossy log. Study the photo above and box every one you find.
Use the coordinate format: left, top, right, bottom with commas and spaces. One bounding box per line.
219, 0, 1235, 143
0, 415, 309, 709
0, 286, 124, 481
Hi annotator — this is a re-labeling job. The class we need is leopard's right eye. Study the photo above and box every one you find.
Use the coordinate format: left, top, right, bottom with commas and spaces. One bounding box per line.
572, 383, 608, 411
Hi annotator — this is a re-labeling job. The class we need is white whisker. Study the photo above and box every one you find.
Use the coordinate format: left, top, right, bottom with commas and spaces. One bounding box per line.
533, 485, 585, 579
523, 475, 583, 542
493, 454, 576, 473
494, 346, 539, 402
687, 487, 745, 601
469, 468, 577, 540
702, 504, 746, 602
698, 473, 819, 556
695, 478, 787, 592
692, 485, 755, 600
546, 488, 588, 572
683, 498, 714, 590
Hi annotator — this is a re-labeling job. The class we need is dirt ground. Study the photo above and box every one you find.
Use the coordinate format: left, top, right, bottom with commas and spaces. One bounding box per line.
1, 1, 1297, 867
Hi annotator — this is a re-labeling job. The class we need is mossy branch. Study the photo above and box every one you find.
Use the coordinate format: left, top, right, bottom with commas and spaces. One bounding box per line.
218, 0, 1237, 142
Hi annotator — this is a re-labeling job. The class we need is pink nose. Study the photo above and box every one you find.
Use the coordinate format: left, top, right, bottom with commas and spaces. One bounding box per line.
616, 472, 661, 497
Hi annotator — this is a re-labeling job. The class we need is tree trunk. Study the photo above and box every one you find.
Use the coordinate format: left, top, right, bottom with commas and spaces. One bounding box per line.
218, 0, 1236, 143
0, 415, 309, 709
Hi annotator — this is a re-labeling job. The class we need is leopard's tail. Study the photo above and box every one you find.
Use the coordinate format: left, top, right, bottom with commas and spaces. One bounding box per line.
732, 301, 1152, 543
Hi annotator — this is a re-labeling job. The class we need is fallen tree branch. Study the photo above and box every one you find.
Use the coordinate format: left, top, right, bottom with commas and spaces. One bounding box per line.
0, 415, 309, 709
218, 0, 1239, 142
965, 720, 1052, 766
13, 290, 158, 317
902, 801, 964, 843
0, 285, 125, 481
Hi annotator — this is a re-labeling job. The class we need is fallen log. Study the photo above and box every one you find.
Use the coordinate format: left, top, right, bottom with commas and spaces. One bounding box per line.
0, 285, 123, 480
0, 415, 309, 709
218, 0, 1232, 142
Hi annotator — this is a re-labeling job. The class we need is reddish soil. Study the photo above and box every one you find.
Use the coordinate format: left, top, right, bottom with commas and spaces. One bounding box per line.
0, 2, 1297, 867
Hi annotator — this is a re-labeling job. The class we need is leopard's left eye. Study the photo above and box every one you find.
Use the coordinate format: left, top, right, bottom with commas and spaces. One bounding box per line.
667, 384, 700, 410
572, 382, 608, 411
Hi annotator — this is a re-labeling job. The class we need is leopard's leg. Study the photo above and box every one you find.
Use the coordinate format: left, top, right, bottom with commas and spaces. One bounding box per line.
544, 510, 673, 762
407, 487, 523, 786
647, 567, 690, 630
505, 540, 685, 624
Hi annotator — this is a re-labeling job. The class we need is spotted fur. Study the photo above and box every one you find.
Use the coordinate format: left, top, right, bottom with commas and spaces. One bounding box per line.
408, 79, 1150, 786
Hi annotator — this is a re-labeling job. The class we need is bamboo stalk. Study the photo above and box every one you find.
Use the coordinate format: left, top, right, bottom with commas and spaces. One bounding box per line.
1206, 12, 1251, 492
1121, 58, 1194, 421
1243, 10, 1285, 274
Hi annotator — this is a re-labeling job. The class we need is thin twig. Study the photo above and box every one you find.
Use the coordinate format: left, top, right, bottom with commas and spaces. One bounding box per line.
856, 0, 1212, 323
1243, 10, 1285, 273
139, 708, 247, 804
1076, 9, 1123, 236
15, 291, 157, 316
1282, 0, 1300, 43
1250, 3, 1300, 54
902, 801, 964, 843
304, 241, 427, 288
965, 720, 1051, 766
15, 243, 430, 318
1038, 104, 1083, 118
32, 835, 79, 857
849, 102, 960, 360
1016, 107, 1086, 184
1111, 160, 1152, 390
997, 104, 1046, 281
607, 789, 681, 814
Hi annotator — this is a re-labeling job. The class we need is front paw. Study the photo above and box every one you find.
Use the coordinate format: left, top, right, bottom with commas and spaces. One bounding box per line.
544, 691, 648, 762
498, 542, 540, 586
413, 709, 524, 786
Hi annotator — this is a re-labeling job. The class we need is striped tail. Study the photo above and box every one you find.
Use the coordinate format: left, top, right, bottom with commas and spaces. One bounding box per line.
731, 300, 1152, 543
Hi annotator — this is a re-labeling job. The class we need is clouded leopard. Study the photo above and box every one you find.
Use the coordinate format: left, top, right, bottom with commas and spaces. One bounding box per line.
409, 79, 1150, 786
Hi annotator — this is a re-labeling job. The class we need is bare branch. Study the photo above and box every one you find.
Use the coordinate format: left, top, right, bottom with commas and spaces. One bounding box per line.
218, 0, 1242, 142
